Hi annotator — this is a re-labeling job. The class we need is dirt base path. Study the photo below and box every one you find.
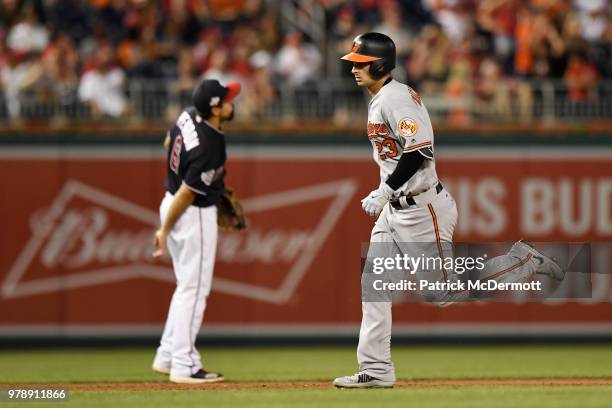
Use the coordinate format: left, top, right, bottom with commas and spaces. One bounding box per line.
3, 378, 612, 391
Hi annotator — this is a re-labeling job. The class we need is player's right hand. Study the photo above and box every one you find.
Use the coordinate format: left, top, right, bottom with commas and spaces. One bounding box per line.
361, 183, 394, 217
361, 195, 387, 217
152, 229, 167, 258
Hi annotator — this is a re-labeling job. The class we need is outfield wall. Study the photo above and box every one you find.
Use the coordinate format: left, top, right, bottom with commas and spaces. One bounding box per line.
0, 140, 611, 338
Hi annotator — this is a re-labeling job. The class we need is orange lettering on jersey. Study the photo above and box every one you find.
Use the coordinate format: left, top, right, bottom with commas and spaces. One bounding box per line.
368, 122, 399, 160
367, 122, 390, 138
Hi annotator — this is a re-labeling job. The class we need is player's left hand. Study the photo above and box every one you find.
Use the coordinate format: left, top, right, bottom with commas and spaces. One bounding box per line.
152, 228, 168, 258
361, 183, 395, 217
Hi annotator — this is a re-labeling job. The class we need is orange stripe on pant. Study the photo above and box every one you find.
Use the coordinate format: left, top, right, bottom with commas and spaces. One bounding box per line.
444, 253, 533, 297
480, 253, 533, 282
427, 203, 448, 284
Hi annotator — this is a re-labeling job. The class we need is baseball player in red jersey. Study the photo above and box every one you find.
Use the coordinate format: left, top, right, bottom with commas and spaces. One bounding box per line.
333, 33, 564, 388
151, 79, 240, 384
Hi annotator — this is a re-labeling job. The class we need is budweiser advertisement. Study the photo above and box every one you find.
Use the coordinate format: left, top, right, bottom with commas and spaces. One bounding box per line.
0, 146, 611, 336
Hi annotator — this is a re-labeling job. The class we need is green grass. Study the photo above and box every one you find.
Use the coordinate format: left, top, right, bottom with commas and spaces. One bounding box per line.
1, 345, 612, 382
6, 387, 606, 408
1, 345, 611, 407
4, 387, 612, 408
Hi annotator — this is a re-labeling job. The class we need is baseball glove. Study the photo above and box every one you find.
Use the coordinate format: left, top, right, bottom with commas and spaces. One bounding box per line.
217, 186, 247, 231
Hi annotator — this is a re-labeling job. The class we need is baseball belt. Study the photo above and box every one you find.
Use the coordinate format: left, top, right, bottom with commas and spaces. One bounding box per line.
390, 182, 443, 210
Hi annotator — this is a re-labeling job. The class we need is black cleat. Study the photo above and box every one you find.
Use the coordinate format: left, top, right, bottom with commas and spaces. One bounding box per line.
170, 369, 224, 384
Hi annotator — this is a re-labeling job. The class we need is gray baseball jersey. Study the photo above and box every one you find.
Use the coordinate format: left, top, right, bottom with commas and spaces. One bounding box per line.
367, 79, 438, 196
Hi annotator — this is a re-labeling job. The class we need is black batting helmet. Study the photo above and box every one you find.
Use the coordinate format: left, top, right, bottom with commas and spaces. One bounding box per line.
341, 32, 396, 78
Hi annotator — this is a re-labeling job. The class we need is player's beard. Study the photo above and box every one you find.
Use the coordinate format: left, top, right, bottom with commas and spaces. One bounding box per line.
224, 105, 235, 122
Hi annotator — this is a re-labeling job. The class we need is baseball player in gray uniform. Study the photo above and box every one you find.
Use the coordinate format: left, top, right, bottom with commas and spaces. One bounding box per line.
333, 33, 564, 388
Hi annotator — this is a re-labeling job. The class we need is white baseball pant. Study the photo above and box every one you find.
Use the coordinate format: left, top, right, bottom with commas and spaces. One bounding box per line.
153, 192, 218, 378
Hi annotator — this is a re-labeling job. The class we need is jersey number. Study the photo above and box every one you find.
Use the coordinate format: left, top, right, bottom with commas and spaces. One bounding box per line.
170, 136, 182, 174
375, 139, 399, 160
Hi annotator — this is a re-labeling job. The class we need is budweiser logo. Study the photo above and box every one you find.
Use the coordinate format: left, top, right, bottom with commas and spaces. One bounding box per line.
218, 228, 311, 264
2, 179, 357, 303
39, 208, 155, 268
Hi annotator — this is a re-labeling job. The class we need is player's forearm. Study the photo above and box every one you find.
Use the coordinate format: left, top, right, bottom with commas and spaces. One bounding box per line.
160, 184, 196, 233
385, 150, 425, 190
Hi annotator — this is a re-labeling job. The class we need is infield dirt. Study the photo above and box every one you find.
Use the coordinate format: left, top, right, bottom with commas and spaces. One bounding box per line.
4, 378, 612, 391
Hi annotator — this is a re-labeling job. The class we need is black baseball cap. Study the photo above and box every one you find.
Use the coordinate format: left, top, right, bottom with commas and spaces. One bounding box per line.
192, 79, 241, 116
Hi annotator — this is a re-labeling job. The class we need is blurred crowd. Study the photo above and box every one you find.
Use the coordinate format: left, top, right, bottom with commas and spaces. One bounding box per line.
0, 0, 609, 123
328, 0, 611, 123
0, 0, 282, 120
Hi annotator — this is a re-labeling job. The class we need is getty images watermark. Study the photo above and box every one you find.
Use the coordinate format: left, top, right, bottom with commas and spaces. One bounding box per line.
370, 252, 542, 292
361, 242, 599, 303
